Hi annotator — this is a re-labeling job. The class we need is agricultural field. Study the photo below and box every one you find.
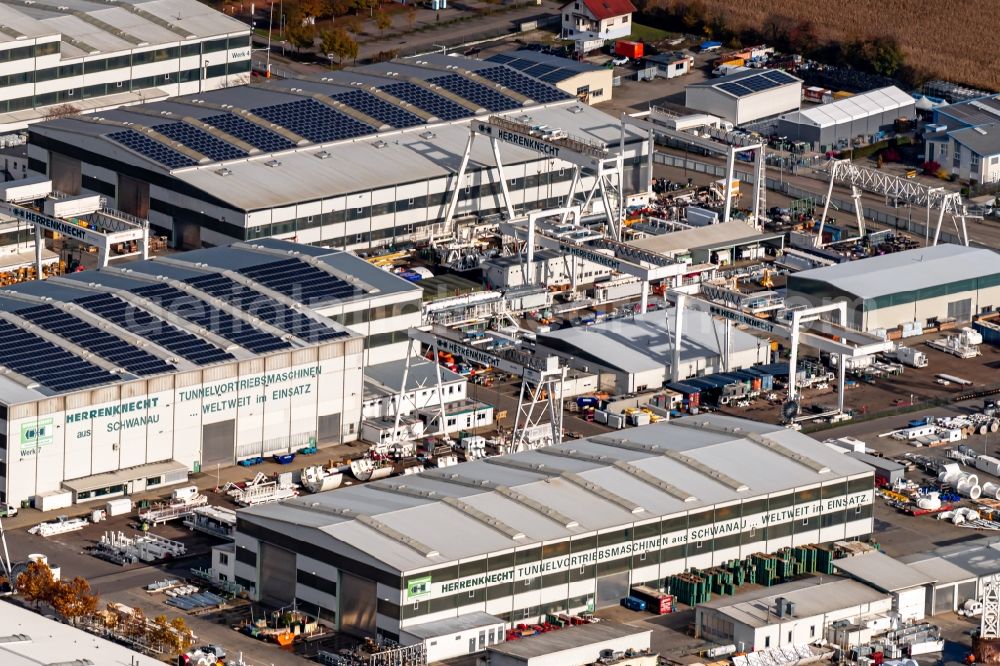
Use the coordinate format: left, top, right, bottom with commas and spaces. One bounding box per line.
643, 0, 1000, 90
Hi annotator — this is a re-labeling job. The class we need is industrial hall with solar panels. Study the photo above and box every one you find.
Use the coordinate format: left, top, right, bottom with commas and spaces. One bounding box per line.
685, 68, 804, 126
25, 52, 650, 251
0, 239, 429, 507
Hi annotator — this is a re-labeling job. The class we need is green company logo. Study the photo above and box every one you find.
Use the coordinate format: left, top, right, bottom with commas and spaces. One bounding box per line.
407, 575, 432, 600
21, 418, 54, 453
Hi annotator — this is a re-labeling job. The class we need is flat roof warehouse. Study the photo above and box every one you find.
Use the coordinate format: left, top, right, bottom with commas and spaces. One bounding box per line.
239, 414, 874, 575
0, 238, 415, 404
27, 53, 646, 212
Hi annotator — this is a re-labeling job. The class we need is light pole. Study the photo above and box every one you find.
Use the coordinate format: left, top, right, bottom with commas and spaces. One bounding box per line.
265, 1, 273, 77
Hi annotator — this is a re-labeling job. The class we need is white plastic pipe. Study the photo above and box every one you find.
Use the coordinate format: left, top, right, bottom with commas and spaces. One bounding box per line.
984, 482, 1000, 500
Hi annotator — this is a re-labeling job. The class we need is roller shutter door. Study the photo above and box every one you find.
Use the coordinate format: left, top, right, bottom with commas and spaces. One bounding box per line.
339, 572, 377, 637
259, 542, 296, 607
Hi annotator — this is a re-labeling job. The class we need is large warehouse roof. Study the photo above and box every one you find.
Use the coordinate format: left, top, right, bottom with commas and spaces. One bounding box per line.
779, 86, 914, 128
240, 414, 874, 573
0, 0, 247, 58
787, 244, 1000, 300
688, 69, 801, 99
537, 309, 765, 374
0, 239, 414, 401
26, 54, 639, 211
0, 601, 163, 666
627, 221, 780, 256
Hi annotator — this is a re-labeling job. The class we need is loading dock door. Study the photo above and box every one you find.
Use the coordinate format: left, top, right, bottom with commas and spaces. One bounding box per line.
340, 572, 377, 637
202, 419, 235, 468
595, 571, 629, 609
259, 542, 296, 607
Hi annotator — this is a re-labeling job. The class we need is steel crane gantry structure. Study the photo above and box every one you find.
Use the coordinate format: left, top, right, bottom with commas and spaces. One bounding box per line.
498, 206, 690, 314
443, 115, 628, 240
668, 290, 893, 419
640, 108, 768, 228
395, 326, 566, 454
817, 158, 970, 246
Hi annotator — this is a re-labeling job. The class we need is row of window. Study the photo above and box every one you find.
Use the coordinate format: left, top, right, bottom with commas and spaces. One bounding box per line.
0, 41, 59, 63
412, 478, 873, 585
0, 61, 252, 113
242, 170, 580, 240
75, 483, 126, 501
398, 509, 873, 620
329, 301, 420, 327
0, 36, 249, 87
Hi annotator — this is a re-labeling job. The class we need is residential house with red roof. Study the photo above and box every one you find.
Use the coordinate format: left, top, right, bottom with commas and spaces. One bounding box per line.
560, 0, 636, 46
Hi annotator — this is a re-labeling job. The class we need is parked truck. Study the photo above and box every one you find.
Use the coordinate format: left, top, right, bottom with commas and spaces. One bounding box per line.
889, 346, 928, 368
630, 586, 674, 614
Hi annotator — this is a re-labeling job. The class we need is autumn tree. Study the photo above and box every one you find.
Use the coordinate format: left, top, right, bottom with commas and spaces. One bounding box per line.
375, 9, 391, 35
323, 27, 357, 63
171, 617, 196, 653
50, 577, 98, 625
406, 5, 415, 29
285, 18, 317, 52
16, 561, 55, 607
292, 0, 327, 19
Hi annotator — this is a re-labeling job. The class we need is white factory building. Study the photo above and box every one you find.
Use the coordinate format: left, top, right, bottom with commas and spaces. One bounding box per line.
785, 244, 1000, 332
696, 577, 891, 652
484, 249, 616, 291
776, 86, 916, 151
234, 415, 875, 643
536, 310, 770, 393
686, 69, 802, 126
26, 53, 649, 251
0, 0, 251, 133
0, 240, 426, 506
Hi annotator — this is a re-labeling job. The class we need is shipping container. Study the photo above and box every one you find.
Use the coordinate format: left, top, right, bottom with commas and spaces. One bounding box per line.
615, 40, 644, 60
803, 86, 831, 102
33, 490, 73, 512
630, 586, 673, 614
171, 486, 199, 502
106, 498, 133, 517
621, 596, 646, 612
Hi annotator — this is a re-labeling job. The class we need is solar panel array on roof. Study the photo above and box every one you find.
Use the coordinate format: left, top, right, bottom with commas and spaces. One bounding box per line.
74, 292, 234, 365
237, 259, 362, 305
184, 273, 347, 343
131, 283, 291, 354
380, 82, 470, 121
427, 74, 520, 112
151, 122, 248, 162
330, 90, 424, 129
715, 70, 799, 97
475, 66, 569, 104
485, 54, 581, 85
0, 319, 114, 392
16, 304, 174, 377
108, 129, 198, 169
202, 114, 296, 152
250, 99, 374, 144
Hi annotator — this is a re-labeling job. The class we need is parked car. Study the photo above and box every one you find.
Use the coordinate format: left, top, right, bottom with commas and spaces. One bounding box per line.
611, 56, 629, 66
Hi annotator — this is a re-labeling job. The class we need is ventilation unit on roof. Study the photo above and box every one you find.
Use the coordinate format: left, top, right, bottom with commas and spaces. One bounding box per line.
568, 105, 583, 114
420, 131, 436, 140
215, 167, 232, 176
974, 126, 989, 135
372, 140, 388, 149
315, 150, 331, 159
265, 159, 281, 167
